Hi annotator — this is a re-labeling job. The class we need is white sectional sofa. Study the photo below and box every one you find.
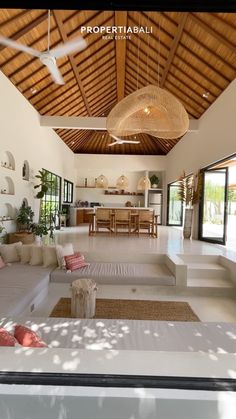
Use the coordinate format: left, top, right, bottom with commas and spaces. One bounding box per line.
0, 263, 52, 317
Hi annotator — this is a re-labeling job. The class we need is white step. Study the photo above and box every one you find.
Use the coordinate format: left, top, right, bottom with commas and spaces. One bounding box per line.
187, 262, 228, 279
187, 277, 235, 288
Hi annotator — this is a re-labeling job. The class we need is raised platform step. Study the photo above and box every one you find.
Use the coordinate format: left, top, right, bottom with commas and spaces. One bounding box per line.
187, 262, 228, 279
187, 277, 235, 288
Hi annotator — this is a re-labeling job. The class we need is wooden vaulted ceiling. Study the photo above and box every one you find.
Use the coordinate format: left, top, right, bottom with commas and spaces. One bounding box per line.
0, 9, 235, 155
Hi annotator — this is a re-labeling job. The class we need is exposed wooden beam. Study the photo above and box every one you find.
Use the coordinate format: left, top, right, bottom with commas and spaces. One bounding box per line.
40, 115, 199, 131
160, 13, 188, 87
115, 11, 127, 101
189, 13, 236, 51
53, 10, 92, 116
0, 11, 48, 53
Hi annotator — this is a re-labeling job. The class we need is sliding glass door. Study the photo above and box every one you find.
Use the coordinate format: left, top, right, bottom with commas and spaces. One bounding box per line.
167, 182, 183, 226
199, 168, 228, 244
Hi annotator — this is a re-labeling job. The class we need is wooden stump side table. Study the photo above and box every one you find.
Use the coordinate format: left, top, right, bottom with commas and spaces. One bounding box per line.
71, 278, 97, 318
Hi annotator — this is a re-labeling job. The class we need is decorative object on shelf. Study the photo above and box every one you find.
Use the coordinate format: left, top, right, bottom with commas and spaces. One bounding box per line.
106, 85, 189, 140
1, 189, 7, 194
116, 175, 129, 190
150, 174, 159, 188
177, 171, 203, 239
96, 174, 109, 189
84, 178, 87, 187
137, 175, 151, 190
22, 160, 30, 180
0, 223, 6, 243
34, 169, 51, 198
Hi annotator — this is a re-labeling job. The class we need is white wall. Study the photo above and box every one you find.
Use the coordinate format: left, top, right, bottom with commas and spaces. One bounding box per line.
74, 154, 166, 207
166, 79, 236, 184
0, 71, 75, 233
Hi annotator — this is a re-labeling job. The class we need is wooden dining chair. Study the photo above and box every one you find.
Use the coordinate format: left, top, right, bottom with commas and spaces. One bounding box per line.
137, 210, 154, 237
114, 209, 131, 235
95, 208, 112, 234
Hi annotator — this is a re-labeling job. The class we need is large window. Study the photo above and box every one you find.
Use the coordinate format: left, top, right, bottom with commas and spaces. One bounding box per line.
40, 169, 61, 227
167, 182, 183, 226
63, 179, 73, 203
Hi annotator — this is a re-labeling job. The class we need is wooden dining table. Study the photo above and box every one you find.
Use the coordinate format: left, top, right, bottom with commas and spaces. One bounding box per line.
88, 207, 158, 237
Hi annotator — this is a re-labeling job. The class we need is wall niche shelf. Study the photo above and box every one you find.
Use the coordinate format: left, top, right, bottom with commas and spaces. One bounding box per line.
0, 151, 15, 171
0, 203, 16, 222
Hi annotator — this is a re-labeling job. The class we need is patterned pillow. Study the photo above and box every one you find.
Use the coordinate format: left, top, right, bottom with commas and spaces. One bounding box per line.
64, 252, 89, 272
0, 256, 6, 269
14, 325, 47, 348
0, 328, 16, 346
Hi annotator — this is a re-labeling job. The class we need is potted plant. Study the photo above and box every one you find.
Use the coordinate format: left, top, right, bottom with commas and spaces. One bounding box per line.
34, 170, 51, 199
150, 174, 159, 188
16, 204, 34, 232
31, 222, 48, 244
177, 171, 202, 239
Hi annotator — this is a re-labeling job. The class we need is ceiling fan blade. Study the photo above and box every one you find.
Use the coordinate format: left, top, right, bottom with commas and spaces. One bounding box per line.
0, 36, 41, 57
51, 37, 87, 59
108, 141, 119, 147
44, 59, 64, 85
122, 140, 140, 144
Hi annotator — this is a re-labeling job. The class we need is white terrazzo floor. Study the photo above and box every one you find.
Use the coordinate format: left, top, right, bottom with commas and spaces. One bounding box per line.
29, 225, 236, 322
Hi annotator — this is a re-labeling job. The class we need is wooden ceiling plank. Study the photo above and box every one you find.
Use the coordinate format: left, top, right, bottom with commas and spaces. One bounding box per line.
36, 81, 78, 110
40, 88, 81, 115
86, 78, 116, 103
164, 80, 200, 117
115, 11, 127, 101
86, 73, 116, 100
210, 13, 236, 32
166, 75, 206, 111
91, 88, 116, 114
89, 89, 117, 111
0, 11, 48, 53
127, 44, 165, 79
50, 98, 86, 116
179, 41, 231, 83
127, 55, 158, 85
91, 96, 117, 115
82, 57, 116, 87
27, 68, 73, 101
53, 10, 92, 116
160, 13, 188, 87
175, 51, 223, 91
190, 13, 236, 51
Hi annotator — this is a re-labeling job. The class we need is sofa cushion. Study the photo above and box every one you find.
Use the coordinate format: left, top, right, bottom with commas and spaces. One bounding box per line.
42, 245, 58, 267
64, 252, 89, 272
56, 243, 74, 269
30, 245, 43, 266
0, 242, 22, 263
0, 256, 6, 269
14, 325, 47, 348
50, 262, 175, 286
20, 244, 32, 264
0, 328, 16, 346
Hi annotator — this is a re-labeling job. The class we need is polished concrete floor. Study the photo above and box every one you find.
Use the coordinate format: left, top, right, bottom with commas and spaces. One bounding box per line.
32, 225, 236, 322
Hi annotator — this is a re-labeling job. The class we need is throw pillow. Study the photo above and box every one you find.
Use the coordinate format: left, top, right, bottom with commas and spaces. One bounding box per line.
56, 243, 74, 269
29, 245, 43, 266
0, 328, 16, 346
0, 256, 6, 269
42, 245, 58, 267
64, 252, 89, 272
20, 244, 32, 264
0, 242, 22, 263
14, 325, 47, 348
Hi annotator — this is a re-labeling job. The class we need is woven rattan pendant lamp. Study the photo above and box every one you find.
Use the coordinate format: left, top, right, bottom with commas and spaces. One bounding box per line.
137, 175, 151, 190
106, 85, 189, 140
116, 175, 129, 190
96, 174, 108, 189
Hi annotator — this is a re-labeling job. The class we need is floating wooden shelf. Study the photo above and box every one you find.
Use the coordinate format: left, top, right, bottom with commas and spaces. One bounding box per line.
76, 186, 96, 188
0, 192, 14, 195
105, 191, 144, 196
0, 218, 14, 222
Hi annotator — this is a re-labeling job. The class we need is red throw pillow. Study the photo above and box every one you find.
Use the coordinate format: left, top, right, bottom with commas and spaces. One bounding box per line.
0, 256, 6, 269
14, 325, 47, 348
0, 328, 16, 346
64, 252, 89, 272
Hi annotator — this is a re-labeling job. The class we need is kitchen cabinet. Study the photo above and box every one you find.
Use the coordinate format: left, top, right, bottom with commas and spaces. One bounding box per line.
76, 209, 92, 225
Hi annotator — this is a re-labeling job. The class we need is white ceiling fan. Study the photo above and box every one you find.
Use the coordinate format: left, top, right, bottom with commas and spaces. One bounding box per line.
108, 135, 140, 147
0, 10, 87, 85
